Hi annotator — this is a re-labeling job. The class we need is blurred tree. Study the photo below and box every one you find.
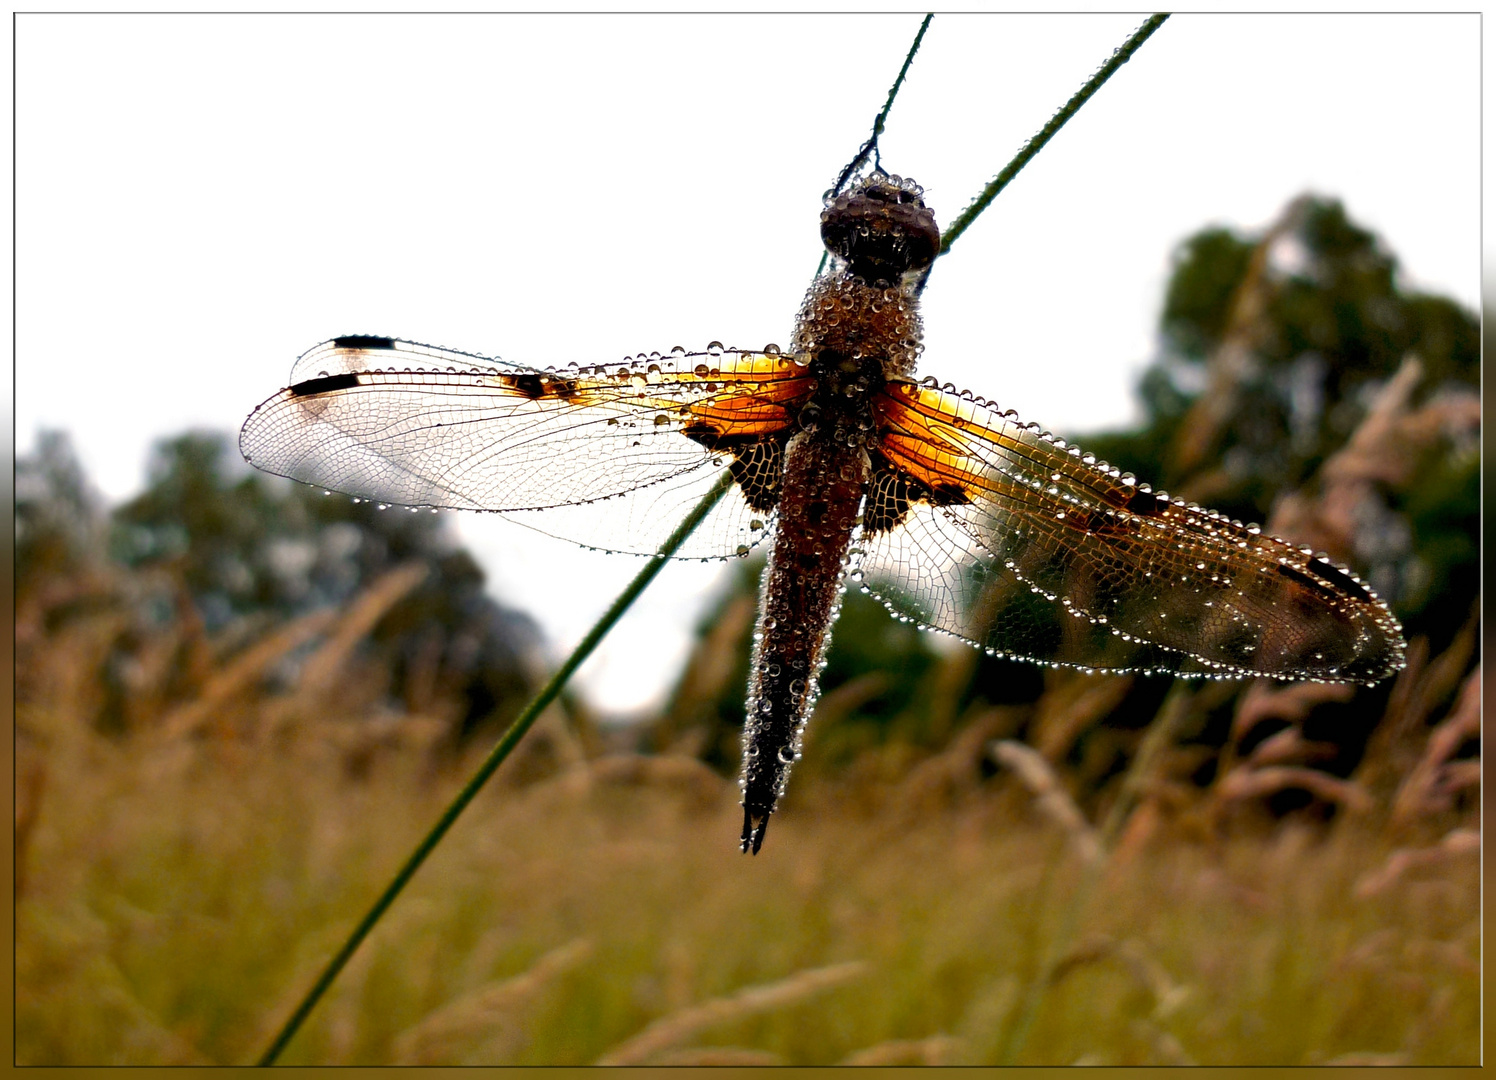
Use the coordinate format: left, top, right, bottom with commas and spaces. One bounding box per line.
661, 194, 1479, 804
1083, 194, 1478, 644
108, 431, 545, 740
16, 430, 108, 601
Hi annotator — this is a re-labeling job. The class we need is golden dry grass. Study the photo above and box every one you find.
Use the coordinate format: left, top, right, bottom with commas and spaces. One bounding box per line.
15, 446, 1480, 1070
15, 685, 1479, 1066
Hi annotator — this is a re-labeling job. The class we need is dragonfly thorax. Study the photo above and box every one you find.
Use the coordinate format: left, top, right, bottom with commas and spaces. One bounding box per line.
799, 175, 935, 385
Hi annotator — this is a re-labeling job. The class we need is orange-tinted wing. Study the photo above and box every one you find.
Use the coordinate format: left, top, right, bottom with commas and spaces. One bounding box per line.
239, 337, 813, 558
856, 379, 1405, 684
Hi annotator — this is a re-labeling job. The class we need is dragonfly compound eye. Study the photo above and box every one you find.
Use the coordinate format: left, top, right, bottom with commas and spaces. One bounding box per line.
820, 179, 940, 287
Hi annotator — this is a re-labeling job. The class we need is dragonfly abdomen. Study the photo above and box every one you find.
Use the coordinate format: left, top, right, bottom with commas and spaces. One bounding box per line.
737, 175, 939, 854
739, 429, 869, 854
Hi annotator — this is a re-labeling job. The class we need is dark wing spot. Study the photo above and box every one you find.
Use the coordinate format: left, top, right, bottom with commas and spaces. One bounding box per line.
290, 373, 361, 396
863, 463, 919, 535
728, 438, 785, 513
1124, 489, 1167, 516
683, 422, 724, 449
331, 335, 397, 351
864, 457, 971, 532
511, 373, 546, 399
929, 483, 970, 507
1066, 507, 1117, 534
1276, 562, 1343, 602
1305, 558, 1368, 599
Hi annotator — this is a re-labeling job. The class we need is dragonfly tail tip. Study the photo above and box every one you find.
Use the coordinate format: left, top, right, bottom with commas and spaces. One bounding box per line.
740, 806, 770, 855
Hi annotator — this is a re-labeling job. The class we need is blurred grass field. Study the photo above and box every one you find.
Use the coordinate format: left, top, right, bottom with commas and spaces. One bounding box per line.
15, 596, 1479, 1065
15, 187, 1479, 1065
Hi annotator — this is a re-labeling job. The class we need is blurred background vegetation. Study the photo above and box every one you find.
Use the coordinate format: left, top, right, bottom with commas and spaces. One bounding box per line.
15, 194, 1478, 1065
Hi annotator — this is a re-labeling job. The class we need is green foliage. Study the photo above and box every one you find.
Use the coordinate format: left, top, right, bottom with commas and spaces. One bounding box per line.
16, 431, 107, 595
661, 193, 1478, 785
1397, 442, 1479, 630
111, 431, 455, 627
1133, 198, 1475, 515
59, 431, 544, 739
1160, 226, 1256, 361
1098, 197, 1476, 641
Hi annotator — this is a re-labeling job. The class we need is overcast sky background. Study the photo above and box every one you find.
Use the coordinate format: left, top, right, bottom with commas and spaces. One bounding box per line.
16, 13, 1479, 715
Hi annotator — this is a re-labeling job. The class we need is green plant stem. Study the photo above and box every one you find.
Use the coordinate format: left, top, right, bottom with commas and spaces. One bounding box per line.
817, 13, 934, 278
830, 12, 934, 196
939, 13, 1170, 256
1098, 681, 1191, 847
995, 679, 1193, 1065
256, 470, 734, 1066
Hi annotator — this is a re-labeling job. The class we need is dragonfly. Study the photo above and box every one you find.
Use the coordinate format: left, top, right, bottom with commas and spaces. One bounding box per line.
240, 171, 1405, 854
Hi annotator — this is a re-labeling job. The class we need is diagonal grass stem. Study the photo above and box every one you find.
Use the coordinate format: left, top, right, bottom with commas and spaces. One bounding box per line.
938, 13, 1170, 257
817, 13, 934, 278
256, 470, 735, 1066
260, 15, 1174, 1064
994, 679, 1194, 1065
828, 12, 935, 197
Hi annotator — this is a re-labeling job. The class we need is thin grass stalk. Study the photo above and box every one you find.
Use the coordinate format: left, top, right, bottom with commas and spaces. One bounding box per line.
595, 960, 869, 1066
994, 679, 1193, 1065
260, 16, 1174, 1064
830, 12, 934, 195
255, 470, 734, 1066
938, 13, 1170, 257
817, 13, 934, 278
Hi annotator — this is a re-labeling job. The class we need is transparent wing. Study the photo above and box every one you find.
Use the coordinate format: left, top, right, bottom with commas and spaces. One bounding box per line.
240, 337, 812, 559
853, 379, 1405, 684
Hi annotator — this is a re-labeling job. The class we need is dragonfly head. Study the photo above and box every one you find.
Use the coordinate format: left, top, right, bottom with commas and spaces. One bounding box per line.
820, 174, 940, 288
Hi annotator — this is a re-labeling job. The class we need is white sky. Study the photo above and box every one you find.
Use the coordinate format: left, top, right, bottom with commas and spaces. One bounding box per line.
15, 13, 1480, 717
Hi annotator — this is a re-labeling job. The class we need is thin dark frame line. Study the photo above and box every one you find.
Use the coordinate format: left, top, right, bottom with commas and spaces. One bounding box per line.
10, 10, 18, 1059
